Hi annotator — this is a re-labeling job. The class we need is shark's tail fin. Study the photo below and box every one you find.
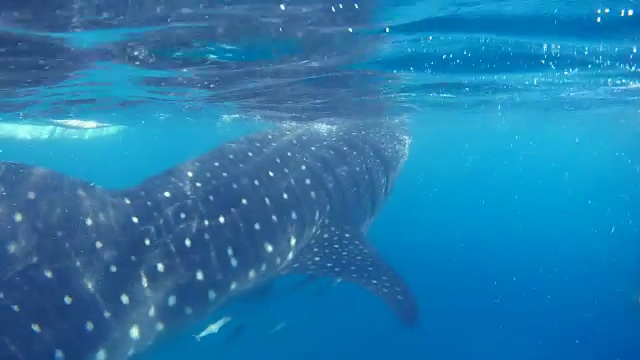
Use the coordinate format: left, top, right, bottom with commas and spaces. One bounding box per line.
0, 161, 125, 360
0, 161, 113, 278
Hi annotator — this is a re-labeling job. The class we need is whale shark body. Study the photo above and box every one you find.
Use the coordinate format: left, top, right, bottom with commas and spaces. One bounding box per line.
0, 119, 416, 360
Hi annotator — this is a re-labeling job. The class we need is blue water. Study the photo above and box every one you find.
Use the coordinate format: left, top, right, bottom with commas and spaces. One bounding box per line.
1, 0, 639, 359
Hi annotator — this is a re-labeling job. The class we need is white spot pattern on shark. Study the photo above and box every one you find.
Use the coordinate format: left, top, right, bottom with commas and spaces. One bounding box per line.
0, 119, 415, 360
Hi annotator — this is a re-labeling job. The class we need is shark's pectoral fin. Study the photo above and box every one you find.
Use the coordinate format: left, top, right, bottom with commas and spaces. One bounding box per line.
282, 226, 419, 327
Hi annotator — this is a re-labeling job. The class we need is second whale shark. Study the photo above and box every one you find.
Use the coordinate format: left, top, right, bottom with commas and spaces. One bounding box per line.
0, 119, 417, 360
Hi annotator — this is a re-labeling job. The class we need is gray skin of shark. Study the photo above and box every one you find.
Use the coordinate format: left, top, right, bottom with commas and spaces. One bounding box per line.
0, 119, 417, 360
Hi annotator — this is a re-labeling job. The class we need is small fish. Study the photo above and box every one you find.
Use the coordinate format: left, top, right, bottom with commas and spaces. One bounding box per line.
269, 322, 287, 333
50, 119, 112, 129
193, 316, 233, 342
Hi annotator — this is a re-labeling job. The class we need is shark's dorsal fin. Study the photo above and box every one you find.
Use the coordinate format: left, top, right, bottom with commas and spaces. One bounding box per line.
282, 226, 419, 327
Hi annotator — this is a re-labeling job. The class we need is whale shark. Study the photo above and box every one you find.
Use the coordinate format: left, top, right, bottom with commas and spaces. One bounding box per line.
0, 118, 417, 360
